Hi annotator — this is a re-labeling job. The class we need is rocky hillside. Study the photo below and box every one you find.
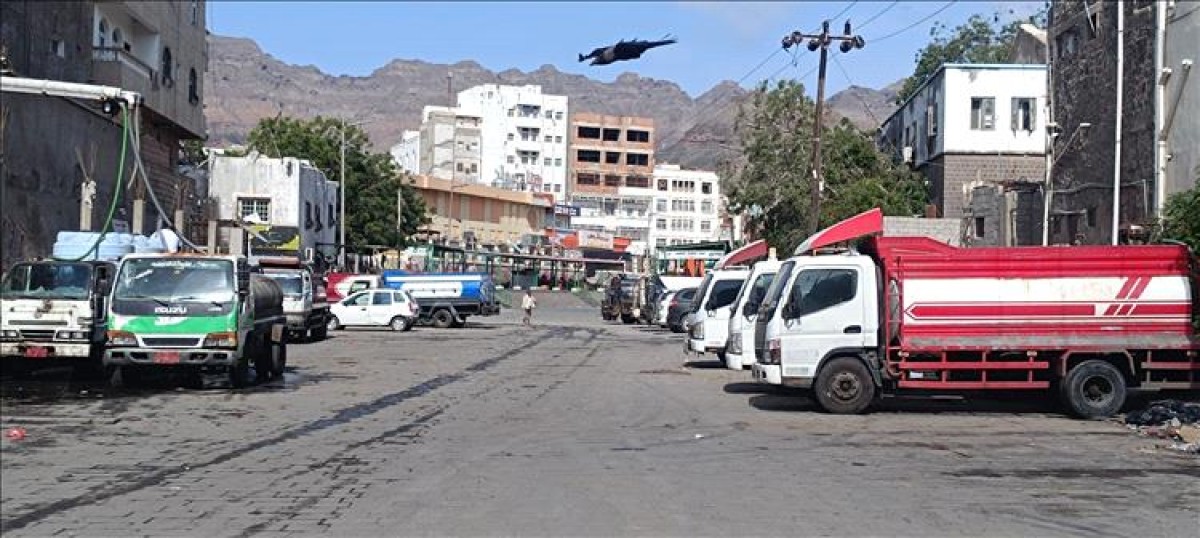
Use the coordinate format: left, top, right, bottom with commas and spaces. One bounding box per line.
204, 34, 900, 170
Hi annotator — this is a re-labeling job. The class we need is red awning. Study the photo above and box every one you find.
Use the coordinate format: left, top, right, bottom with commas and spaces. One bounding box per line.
793, 208, 884, 255
715, 239, 769, 269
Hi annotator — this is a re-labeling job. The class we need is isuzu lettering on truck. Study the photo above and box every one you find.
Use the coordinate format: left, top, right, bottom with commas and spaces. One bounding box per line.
753, 208, 1200, 419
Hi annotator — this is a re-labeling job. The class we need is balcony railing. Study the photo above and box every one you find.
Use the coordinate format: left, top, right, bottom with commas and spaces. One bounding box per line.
92, 47, 156, 82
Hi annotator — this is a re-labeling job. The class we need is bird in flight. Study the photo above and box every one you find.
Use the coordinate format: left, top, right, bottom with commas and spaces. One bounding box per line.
578, 36, 677, 66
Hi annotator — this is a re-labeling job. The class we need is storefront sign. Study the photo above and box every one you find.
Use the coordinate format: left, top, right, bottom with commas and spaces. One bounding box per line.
554, 204, 581, 217
577, 230, 614, 250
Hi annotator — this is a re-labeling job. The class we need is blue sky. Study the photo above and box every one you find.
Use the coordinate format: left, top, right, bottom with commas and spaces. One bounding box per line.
209, 1, 1046, 98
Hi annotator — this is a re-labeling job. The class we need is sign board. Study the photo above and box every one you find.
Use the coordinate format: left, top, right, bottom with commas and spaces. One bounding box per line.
552, 204, 580, 216
248, 225, 301, 256
577, 230, 614, 250
657, 250, 725, 261
562, 249, 583, 260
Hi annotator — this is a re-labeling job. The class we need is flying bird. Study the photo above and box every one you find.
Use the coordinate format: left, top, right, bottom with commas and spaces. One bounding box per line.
578, 35, 677, 66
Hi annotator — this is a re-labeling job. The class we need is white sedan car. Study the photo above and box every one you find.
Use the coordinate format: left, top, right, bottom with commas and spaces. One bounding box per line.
328, 288, 419, 332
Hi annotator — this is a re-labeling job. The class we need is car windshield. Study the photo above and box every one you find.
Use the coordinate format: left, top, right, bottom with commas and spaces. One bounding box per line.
264, 273, 303, 297
689, 274, 715, 313
114, 258, 235, 303
759, 261, 795, 319
0, 263, 93, 300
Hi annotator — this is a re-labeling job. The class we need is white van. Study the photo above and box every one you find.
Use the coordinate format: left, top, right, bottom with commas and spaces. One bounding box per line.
685, 268, 749, 362
724, 259, 782, 370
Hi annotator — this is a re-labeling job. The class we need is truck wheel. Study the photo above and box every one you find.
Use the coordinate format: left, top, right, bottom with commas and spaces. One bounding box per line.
1061, 360, 1127, 419
228, 359, 252, 388
621, 314, 635, 324
389, 316, 407, 332
813, 357, 875, 415
451, 316, 466, 328
403, 318, 415, 332
254, 338, 275, 383
327, 316, 342, 332
271, 341, 287, 378
311, 323, 328, 341
431, 309, 455, 329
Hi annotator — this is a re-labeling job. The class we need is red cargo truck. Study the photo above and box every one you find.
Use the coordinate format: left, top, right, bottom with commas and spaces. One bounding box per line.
753, 208, 1199, 418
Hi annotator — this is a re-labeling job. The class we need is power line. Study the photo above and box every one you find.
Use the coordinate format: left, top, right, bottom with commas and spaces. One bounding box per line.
857, 1, 899, 30
870, 1, 958, 43
829, 52, 881, 127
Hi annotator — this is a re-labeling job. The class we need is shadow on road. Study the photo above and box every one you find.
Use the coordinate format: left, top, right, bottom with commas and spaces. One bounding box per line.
683, 359, 724, 370
723, 382, 797, 395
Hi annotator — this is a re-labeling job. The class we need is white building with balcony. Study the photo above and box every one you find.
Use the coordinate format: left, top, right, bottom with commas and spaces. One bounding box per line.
455, 84, 570, 199
390, 130, 421, 175
646, 164, 728, 251
876, 63, 1048, 219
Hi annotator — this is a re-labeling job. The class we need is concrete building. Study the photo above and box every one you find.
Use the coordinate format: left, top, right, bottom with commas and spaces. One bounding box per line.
455, 84, 569, 198
877, 64, 1048, 223
648, 164, 729, 251
1047, 0, 1198, 245
0, 0, 207, 270
207, 152, 339, 263
566, 113, 657, 253
414, 106, 481, 184
409, 174, 550, 249
390, 130, 420, 175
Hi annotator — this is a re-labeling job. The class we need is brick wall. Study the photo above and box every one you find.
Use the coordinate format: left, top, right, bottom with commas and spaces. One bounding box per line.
1048, 0, 1157, 245
935, 154, 1045, 219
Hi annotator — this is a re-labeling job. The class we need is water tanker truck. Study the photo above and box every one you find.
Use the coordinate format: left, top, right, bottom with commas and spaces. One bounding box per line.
753, 208, 1200, 418
103, 254, 287, 388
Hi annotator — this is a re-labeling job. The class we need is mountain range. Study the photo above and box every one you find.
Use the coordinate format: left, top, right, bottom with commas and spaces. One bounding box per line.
204, 35, 903, 170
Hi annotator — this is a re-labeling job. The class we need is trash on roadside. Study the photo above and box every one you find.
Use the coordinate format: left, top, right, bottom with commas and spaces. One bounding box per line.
1123, 400, 1200, 454
5, 427, 28, 441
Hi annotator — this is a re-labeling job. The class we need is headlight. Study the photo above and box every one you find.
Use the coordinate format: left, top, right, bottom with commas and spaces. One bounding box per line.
203, 332, 238, 349
56, 331, 89, 340
107, 330, 138, 346
728, 333, 742, 354
1, 329, 20, 341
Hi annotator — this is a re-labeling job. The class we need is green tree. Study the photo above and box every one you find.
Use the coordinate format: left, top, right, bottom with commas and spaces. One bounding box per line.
896, 9, 1047, 104
1160, 179, 1200, 253
722, 81, 927, 252
246, 116, 427, 250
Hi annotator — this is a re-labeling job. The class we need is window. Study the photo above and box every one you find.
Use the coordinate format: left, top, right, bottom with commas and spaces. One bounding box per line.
577, 173, 600, 186
626, 153, 649, 167
554, 158, 563, 166
708, 279, 745, 310
656, 238, 667, 246
656, 199, 667, 212
974, 217, 985, 238
555, 111, 563, 120
238, 198, 271, 223
1087, 11, 1099, 39
671, 199, 696, 212
188, 68, 199, 105
98, 19, 108, 48
657, 179, 668, 191
602, 128, 621, 141
507, 108, 515, 117
970, 97, 995, 130
190, 0, 199, 25
51, 39, 65, 58
604, 174, 622, 187
544, 109, 553, 119
701, 182, 712, 194
577, 126, 601, 139
656, 218, 667, 230
507, 155, 515, 164
544, 135, 553, 143
576, 149, 601, 163
626, 175, 650, 188
456, 162, 464, 172
700, 220, 712, 232
507, 133, 515, 141
554, 184, 561, 193
345, 293, 370, 307
605, 152, 621, 164
372, 292, 393, 306
469, 163, 478, 173
1055, 29, 1079, 59
393, 292, 408, 304
555, 135, 563, 143
786, 269, 858, 318
1086, 207, 1097, 227
701, 200, 713, 214
544, 157, 553, 166
305, 201, 313, 229
161, 47, 173, 83
1011, 97, 1036, 132
626, 130, 650, 143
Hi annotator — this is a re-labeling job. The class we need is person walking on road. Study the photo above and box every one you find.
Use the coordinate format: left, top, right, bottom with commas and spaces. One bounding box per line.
522, 290, 537, 326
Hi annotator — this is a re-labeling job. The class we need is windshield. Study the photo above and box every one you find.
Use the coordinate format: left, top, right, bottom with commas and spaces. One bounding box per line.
114, 258, 236, 303
741, 272, 777, 316
0, 263, 93, 300
264, 273, 303, 297
689, 274, 715, 313
759, 261, 795, 319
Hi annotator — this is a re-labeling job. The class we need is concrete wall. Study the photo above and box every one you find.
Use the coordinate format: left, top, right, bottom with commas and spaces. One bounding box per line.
929, 153, 1046, 219
882, 217, 964, 247
1164, 1, 1200, 199
965, 183, 1045, 246
1048, 0, 1158, 245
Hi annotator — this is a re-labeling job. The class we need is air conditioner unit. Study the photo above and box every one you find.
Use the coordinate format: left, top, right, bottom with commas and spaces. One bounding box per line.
902, 146, 914, 164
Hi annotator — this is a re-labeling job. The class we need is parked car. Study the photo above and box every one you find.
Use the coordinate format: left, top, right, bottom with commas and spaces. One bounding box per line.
328, 288, 419, 332
665, 287, 698, 333
652, 290, 675, 327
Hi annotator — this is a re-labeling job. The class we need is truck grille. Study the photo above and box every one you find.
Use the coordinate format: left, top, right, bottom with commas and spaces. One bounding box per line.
18, 330, 56, 342
141, 337, 201, 348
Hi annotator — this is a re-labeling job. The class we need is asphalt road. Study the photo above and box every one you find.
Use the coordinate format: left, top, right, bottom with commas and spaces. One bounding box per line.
1, 300, 1197, 537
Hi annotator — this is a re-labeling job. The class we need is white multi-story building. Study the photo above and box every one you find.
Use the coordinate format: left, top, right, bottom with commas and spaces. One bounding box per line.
412, 106, 482, 184
390, 130, 420, 175
876, 63, 1048, 219
455, 84, 569, 199
647, 164, 727, 251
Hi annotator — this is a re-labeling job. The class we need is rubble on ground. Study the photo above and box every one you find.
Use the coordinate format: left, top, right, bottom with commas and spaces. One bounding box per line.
1123, 400, 1200, 455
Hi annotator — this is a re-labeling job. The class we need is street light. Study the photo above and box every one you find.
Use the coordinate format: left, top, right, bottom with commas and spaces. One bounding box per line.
324, 118, 372, 270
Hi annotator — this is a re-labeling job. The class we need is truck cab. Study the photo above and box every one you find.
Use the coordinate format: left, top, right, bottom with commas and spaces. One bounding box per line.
753, 254, 879, 388
685, 267, 749, 362
262, 262, 330, 342
724, 259, 782, 370
1, 260, 115, 367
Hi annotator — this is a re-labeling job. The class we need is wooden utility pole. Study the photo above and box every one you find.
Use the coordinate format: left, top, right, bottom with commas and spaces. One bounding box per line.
783, 20, 864, 234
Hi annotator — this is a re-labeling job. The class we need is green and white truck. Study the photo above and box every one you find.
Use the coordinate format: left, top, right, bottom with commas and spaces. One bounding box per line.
103, 254, 288, 388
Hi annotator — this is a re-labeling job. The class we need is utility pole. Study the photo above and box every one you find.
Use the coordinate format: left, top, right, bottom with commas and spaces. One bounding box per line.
783, 20, 864, 234
339, 121, 347, 270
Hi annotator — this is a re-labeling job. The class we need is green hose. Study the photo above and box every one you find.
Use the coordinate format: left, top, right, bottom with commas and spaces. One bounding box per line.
53, 104, 130, 262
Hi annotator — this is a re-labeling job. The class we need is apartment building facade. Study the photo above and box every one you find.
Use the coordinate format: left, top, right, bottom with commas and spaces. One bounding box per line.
409, 175, 550, 249
0, 1, 207, 270
412, 106, 482, 184
390, 130, 420, 176
647, 164, 729, 250
566, 113, 657, 252
455, 84, 569, 198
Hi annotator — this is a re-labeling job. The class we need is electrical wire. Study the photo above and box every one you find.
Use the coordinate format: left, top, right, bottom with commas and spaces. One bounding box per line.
53, 104, 129, 262
869, 1, 958, 43
856, 1, 899, 30
829, 53, 881, 127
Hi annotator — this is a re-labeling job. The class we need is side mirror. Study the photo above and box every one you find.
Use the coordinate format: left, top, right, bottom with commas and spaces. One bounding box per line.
238, 276, 250, 297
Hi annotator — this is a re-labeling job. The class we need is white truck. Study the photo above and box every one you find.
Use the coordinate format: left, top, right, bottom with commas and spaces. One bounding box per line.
1, 261, 115, 373
260, 258, 330, 342
724, 258, 782, 370
684, 267, 749, 363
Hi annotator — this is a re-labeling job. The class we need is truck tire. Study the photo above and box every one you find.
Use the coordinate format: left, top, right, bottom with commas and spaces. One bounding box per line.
228, 359, 252, 388
431, 309, 455, 329
310, 323, 328, 341
271, 341, 287, 378
107, 365, 137, 389
389, 316, 407, 332
326, 315, 342, 332
254, 336, 275, 383
1061, 360, 1127, 419
621, 314, 635, 324
813, 357, 876, 415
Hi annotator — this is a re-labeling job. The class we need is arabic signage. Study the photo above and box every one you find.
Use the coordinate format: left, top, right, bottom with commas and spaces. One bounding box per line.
577, 230, 614, 250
